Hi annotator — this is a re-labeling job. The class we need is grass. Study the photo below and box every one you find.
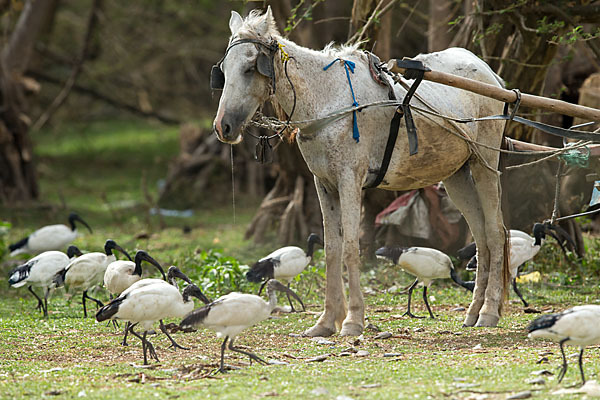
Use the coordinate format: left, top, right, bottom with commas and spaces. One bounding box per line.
1, 120, 599, 399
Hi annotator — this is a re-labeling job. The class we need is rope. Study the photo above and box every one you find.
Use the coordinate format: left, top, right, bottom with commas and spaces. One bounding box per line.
249, 98, 596, 167
323, 58, 361, 142
550, 161, 562, 224
557, 146, 590, 167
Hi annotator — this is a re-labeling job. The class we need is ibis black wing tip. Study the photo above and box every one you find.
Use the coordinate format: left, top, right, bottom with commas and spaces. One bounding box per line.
180, 305, 211, 329
8, 236, 29, 252
527, 313, 561, 333
246, 259, 275, 282
456, 242, 477, 260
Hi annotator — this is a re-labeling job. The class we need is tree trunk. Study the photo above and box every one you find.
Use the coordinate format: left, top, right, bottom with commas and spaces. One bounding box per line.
0, 0, 58, 203
427, 0, 455, 52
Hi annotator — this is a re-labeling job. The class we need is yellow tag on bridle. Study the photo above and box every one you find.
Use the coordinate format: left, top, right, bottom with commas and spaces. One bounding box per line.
278, 43, 289, 63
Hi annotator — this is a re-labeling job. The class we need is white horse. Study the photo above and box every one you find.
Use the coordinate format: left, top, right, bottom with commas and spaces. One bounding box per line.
213, 8, 509, 335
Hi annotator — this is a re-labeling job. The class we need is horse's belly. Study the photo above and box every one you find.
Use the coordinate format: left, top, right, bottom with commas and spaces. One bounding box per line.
377, 123, 471, 190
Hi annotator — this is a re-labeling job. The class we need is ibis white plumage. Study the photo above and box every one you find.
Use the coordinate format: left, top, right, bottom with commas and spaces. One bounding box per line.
375, 246, 474, 318
96, 266, 210, 365
103, 250, 167, 345
104, 250, 166, 296
8, 250, 71, 317
180, 279, 301, 373
8, 213, 92, 257
246, 233, 323, 311
53, 239, 131, 317
528, 305, 600, 384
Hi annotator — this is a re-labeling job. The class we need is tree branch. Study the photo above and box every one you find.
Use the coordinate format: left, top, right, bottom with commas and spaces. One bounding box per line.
1, 0, 57, 75
29, 70, 181, 125
31, 0, 103, 131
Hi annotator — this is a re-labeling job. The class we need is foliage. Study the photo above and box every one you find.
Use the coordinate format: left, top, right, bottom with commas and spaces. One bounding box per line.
284, 0, 325, 35
550, 25, 600, 46
182, 248, 252, 299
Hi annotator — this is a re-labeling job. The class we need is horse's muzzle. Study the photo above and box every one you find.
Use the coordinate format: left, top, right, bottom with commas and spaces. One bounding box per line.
213, 114, 243, 144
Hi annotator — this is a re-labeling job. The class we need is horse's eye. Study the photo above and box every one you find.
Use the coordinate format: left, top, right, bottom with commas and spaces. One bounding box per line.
244, 66, 255, 74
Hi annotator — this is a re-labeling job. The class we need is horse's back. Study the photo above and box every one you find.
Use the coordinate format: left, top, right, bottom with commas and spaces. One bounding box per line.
376, 47, 505, 190
414, 47, 503, 87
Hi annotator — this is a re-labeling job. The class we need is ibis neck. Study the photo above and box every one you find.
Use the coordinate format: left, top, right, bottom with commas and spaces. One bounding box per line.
266, 287, 278, 311
306, 240, 316, 258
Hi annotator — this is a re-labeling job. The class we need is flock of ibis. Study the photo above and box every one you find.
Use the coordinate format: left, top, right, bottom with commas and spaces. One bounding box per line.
5, 213, 600, 383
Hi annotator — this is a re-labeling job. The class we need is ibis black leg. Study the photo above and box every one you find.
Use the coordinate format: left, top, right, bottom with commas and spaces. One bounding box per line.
402, 279, 423, 319
121, 321, 131, 346
82, 290, 104, 317
128, 324, 147, 365
216, 336, 229, 374
578, 347, 586, 385
423, 286, 435, 319
144, 331, 158, 363
82, 291, 88, 318
159, 320, 188, 350
129, 325, 158, 365
28, 286, 44, 313
43, 288, 50, 317
286, 283, 296, 312
512, 278, 529, 307
228, 337, 268, 366
257, 279, 270, 296
558, 338, 569, 383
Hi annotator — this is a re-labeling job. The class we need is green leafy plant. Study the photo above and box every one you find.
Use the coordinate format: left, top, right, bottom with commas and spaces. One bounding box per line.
183, 248, 251, 299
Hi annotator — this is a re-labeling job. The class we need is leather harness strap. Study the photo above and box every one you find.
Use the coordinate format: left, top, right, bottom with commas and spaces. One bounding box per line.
364, 57, 429, 189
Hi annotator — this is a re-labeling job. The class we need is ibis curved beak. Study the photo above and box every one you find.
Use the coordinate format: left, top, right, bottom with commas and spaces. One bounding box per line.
69, 213, 93, 233
183, 283, 211, 305
134, 250, 166, 280
167, 266, 192, 285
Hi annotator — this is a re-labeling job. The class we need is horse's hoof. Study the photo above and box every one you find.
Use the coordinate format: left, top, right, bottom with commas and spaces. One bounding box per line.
340, 322, 363, 337
303, 324, 336, 337
474, 313, 499, 327
463, 312, 479, 327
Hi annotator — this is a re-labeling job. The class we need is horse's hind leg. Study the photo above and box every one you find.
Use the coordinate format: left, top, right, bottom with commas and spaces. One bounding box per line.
443, 162, 490, 327
338, 175, 364, 336
470, 158, 507, 327
303, 177, 346, 337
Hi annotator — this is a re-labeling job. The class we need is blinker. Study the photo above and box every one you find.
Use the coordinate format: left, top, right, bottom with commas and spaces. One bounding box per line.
210, 65, 225, 90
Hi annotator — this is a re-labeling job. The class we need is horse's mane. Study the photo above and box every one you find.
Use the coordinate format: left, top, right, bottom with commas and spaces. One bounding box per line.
235, 8, 361, 58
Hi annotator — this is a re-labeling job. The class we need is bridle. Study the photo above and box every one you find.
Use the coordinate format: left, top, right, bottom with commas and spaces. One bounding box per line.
211, 37, 297, 163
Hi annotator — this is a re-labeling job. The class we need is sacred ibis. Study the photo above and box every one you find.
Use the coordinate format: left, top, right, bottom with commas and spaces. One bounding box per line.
53, 239, 132, 317
180, 279, 302, 373
103, 250, 167, 345
457, 223, 574, 307
375, 246, 474, 319
245, 233, 323, 312
96, 266, 210, 365
8, 250, 71, 317
104, 250, 166, 296
528, 305, 600, 384
8, 213, 92, 257
67, 245, 83, 259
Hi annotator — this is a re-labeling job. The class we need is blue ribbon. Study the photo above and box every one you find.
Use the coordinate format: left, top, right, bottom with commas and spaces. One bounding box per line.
323, 58, 360, 143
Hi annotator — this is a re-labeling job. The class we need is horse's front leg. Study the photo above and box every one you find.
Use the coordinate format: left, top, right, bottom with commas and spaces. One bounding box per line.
303, 177, 346, 337
339, 175, 364, 336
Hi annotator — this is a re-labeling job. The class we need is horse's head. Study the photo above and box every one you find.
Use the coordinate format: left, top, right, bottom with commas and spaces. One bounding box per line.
213, 8, 278, 144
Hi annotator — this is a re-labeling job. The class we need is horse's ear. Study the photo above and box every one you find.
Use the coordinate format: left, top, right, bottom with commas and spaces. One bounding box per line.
256, 6, 277, 36
229, 11, 243, 35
